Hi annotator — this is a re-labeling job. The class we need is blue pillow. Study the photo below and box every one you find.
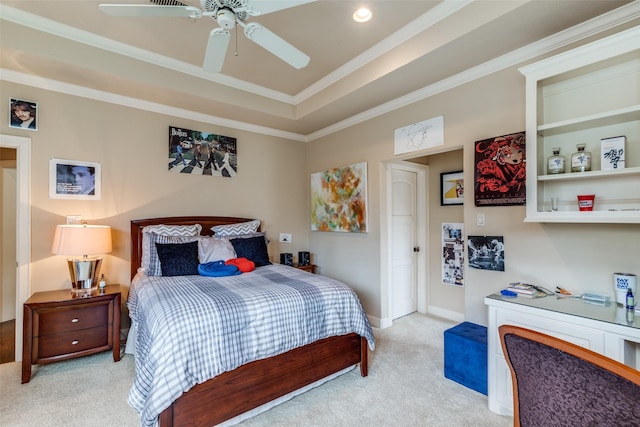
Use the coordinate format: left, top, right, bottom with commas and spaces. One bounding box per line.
155, 241, 199, 276
229, 235, 271, 267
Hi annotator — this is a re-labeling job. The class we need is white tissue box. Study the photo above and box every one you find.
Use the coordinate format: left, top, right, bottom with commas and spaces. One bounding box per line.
600, 136, 626, 170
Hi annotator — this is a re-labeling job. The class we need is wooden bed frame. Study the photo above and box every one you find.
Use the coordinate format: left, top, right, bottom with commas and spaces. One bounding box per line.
130, 216, 369, 427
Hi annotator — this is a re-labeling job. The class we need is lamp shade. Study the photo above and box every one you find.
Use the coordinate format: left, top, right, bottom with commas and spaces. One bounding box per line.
51, 224, 112, 256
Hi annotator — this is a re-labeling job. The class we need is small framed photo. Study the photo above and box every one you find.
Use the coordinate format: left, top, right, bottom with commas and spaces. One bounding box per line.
441, 170, 464, 206
10, 98, 38, 131
49, 158, 101, 200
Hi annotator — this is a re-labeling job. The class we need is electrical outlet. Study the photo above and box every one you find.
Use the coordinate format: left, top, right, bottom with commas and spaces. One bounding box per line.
279, 233, 292, 243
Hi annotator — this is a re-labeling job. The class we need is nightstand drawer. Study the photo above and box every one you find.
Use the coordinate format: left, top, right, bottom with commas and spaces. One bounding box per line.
38, 304, 108, 335
37, 326, 109, 358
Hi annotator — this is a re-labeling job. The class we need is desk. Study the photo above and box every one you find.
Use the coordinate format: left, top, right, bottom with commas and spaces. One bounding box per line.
485, 294, 640, 416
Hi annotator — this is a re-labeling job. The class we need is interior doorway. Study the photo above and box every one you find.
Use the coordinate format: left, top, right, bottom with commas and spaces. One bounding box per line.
0, 134, 31, 362
390, 167, 418, 319
1, 152, 17, 363
381, 161, 427, 327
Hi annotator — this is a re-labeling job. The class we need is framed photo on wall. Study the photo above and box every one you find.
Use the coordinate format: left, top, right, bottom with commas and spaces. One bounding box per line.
440, 170, 464, 206
9, 98, 38, 131
49, 158, 101, 200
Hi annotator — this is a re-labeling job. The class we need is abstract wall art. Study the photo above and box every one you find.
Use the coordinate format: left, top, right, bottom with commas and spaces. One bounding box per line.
311, 161, 368, 233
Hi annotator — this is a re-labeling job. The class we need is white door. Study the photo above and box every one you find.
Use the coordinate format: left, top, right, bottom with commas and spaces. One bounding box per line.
391, 168, 418, 319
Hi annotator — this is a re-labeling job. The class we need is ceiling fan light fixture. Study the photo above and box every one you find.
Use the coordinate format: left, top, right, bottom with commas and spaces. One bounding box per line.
353, 7, 372, 23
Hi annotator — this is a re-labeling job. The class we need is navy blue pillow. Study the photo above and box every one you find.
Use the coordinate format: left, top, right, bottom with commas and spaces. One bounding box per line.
155, 241, 199, 276
229, 236, 271, 267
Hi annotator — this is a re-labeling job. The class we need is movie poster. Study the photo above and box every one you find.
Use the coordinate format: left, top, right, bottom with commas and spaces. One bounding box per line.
474, 131, 526, 206
442, 223, 464, 286
168, 126, 237, 177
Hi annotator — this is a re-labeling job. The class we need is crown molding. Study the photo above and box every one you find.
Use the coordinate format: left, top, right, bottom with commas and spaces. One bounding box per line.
307, 3, 640, 141
0, 3, 296, 105
294, 0, 473, 103
2, 3, 638, 142
0, 68, 307, 142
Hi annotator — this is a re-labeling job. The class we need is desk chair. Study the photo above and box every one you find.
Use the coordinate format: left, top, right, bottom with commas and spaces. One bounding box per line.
499, 325, 640, 427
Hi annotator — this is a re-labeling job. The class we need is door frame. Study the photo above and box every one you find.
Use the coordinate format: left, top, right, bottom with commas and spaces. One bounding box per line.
1, 134, 31, 361
380, 160, 427, 328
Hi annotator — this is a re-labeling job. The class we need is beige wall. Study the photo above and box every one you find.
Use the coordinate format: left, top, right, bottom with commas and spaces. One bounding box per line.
1, 81, 311, 297
308, 64, 640, 325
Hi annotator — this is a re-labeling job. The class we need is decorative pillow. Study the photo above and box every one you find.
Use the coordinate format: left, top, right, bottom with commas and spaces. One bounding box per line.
142, 224, 202, 236
141, 224, 202, 272
198, 237, 236, 263
229, 235, 271, 267
144, 234, 200, 276
155, 241, 200, 276
210, 220, 260, 237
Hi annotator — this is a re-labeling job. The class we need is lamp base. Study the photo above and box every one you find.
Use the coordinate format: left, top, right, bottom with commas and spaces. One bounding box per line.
67, 257, 103, 293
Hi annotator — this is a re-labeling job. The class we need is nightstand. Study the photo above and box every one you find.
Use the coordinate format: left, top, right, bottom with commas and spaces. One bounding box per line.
22, 285, 121, 383
295, 264, 316, 274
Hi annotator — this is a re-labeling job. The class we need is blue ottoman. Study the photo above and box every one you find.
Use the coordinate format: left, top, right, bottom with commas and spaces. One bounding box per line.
444, 322, 487, 395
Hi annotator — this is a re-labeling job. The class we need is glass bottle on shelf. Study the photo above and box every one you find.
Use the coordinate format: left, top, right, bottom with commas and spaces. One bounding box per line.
546, 147, 566, 174
571, 143, 591, 172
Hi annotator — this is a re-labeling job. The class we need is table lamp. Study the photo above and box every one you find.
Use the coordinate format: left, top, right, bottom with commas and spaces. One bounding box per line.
51, 224, 112, 293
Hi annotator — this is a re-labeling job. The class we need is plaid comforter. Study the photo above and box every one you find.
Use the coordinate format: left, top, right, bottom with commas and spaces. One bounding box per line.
127, 264, 375, 427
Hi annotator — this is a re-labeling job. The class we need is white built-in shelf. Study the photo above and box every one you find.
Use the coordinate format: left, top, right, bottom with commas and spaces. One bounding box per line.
538, 166, 640, 182
521, 26, 640, 224
537, 104, 640, 136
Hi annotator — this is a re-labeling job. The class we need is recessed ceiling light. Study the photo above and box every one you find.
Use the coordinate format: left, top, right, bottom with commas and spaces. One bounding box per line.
353, 7, 372, 23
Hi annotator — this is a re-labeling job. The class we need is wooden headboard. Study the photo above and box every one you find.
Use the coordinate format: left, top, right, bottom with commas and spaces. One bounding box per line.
130, 216, 257, 280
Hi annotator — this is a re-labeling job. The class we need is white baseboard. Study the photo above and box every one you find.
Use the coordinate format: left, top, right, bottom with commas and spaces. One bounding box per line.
426, 306, 464, 323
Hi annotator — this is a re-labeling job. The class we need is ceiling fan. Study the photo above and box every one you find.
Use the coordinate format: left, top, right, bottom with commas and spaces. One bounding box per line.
99, 0, 314, 73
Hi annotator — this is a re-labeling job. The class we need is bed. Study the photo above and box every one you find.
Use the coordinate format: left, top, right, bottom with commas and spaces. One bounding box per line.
127, 216, 375, 427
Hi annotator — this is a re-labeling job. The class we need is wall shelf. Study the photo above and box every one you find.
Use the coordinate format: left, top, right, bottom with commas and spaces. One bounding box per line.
520, 26, 640, 224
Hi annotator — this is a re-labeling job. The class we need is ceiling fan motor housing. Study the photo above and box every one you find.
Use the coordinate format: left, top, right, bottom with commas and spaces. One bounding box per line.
216, 9, 236, 29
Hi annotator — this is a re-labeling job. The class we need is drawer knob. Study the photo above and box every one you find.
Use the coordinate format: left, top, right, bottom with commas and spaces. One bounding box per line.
71, 318, 79, 323
71, 340, 79, 345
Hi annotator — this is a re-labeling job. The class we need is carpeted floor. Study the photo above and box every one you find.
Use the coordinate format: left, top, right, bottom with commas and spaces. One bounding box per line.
0, 313, 512, 426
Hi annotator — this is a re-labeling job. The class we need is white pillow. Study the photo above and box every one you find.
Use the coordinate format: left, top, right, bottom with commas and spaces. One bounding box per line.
210, 220, 260, 237
198, 237, 236, 263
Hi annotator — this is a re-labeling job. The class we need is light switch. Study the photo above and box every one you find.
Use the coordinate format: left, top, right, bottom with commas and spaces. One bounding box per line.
476, 213, 485, 227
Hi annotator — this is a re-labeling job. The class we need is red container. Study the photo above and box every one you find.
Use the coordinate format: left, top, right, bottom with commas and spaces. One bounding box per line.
577, 194, 595, 211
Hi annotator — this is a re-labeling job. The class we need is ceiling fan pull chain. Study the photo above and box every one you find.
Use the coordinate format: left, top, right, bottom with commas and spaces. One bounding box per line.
235, 24, 239, 56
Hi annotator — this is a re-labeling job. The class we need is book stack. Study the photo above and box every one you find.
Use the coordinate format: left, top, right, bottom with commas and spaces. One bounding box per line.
507, 282, 544, 298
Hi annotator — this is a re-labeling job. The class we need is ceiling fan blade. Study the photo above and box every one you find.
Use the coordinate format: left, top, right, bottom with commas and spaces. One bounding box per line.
203, 28, 230, 73
99, 4, 202, 18
243, 23, 309, 69
247, 0, 315, 16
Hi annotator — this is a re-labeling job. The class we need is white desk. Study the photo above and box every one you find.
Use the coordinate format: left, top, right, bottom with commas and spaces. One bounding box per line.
485, 294, 640, 416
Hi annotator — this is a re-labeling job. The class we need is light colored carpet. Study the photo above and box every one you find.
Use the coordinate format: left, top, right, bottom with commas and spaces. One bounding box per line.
0, 313, 512, 426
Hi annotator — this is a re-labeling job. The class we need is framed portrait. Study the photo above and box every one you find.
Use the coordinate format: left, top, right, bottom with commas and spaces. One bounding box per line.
440, 170, 464, 206
49, 158, 101, 200
9, 98, 38, 131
